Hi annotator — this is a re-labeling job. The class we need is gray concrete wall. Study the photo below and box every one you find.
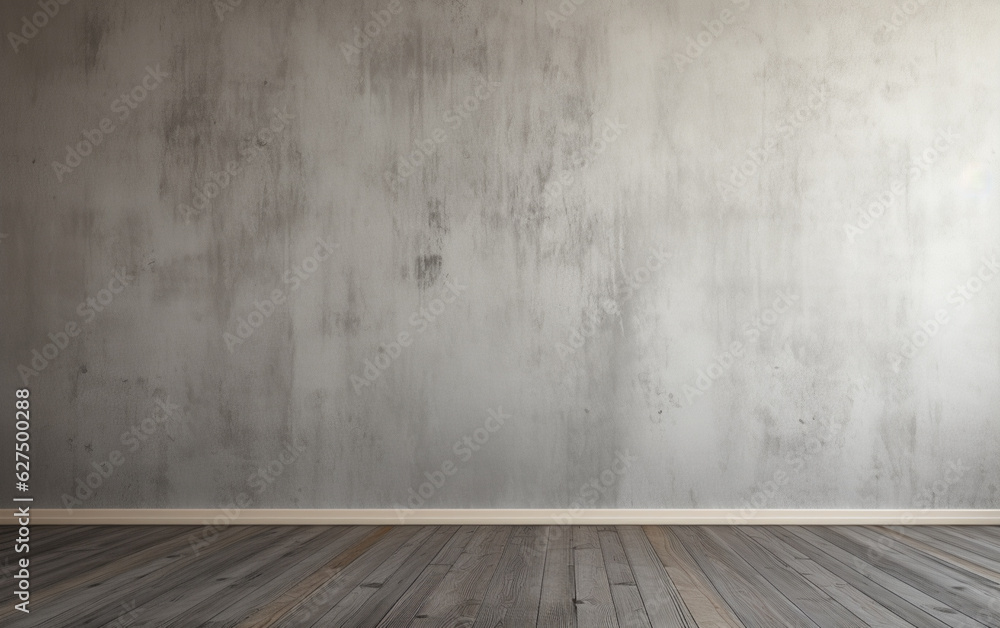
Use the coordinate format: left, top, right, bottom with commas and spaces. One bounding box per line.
1, 0, 998, 513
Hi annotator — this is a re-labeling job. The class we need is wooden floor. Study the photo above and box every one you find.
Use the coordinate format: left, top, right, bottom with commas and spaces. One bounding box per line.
2, 525, 999, 627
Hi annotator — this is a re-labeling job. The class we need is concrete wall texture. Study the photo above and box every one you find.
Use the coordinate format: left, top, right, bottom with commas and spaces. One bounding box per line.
1, 0, 998, 513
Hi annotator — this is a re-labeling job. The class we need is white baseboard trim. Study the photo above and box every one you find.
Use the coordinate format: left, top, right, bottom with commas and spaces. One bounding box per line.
5, 509, 1000, 525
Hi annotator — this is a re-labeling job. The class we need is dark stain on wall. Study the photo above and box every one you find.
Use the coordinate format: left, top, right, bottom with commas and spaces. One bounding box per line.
81, 6, 111, 75
3, 0, 996, 511
416, 253, 442, 289
428, 201, 446, 233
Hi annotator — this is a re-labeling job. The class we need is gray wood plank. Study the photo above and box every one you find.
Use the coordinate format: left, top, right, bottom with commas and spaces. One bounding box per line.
220, 524, 394, 627
4, 526, 137, 585
828, 526, 1000, 625
0, 525, 260, 626
163, 525, 362, 627
598, 530, 636, 586
599, 530, 650, 628
375, 526, 475, 628
538, 526, 578, 628
472, 525, 548, 627
322, 526, 459, 628
574, 526, 602, 550
869, 526, 1000, 583
31, 526, 189, 591
738, 527, 912, 628
375, 564, 452, 628
778, 526, 981, 628
574, 545, 618, 628
35, 526, 280, 627
284, 526, 428, 628
4, 525, 101, 552
609, 584, 652, 628
7, 524, 1000, 627
951, 526, 1000, 545
126, 526, 329, 628
409, 526, 512, 628
615, 527, 700, 628
3, 527, 135, 612
0, 525, 92, 551
672, 526, 817, 628
707, 526, 868, 627
76, 526, 298, 627
431, 525, 478, 566
921, 526, 1000, 567
642, 526, 744, 628
0, 525, 107, 571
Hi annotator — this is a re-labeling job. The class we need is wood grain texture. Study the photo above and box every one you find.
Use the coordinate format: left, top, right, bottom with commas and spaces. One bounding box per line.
538, 526, 578, 628
706, 526, 867, 627
162, 525, 359, 627
5, 524, 999, 627
37, 525, 278, 627
205, 526, 380, 626
574, 545, 618, 628
642, 526, 744, 628
738, 526, 912, 628
827, 525, 1000, 625
0, 525, 145, 588
374, 526, 476, 627
409, 525, 512, 628
599, 530, 652, 628
866, 525, 1000, 584
30, 526, 187, 590
472, 525, 549, 627
225, 525, 396, 627
263, 525, 421, 627
1, 524, 260, 625
779, 526, 981, 628
673, 526, 818, 628
123, 527, 329, 628
315, 526, 458, 627
617, 526, 696, 628
1, 526, 168, 612
954, 526, 1000, 544
897, 525, 1000, 574
431, 525, 479, 566
375, 564, 452, 628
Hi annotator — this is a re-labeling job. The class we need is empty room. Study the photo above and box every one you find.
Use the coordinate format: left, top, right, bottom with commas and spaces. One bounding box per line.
2, 0, 999, 626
